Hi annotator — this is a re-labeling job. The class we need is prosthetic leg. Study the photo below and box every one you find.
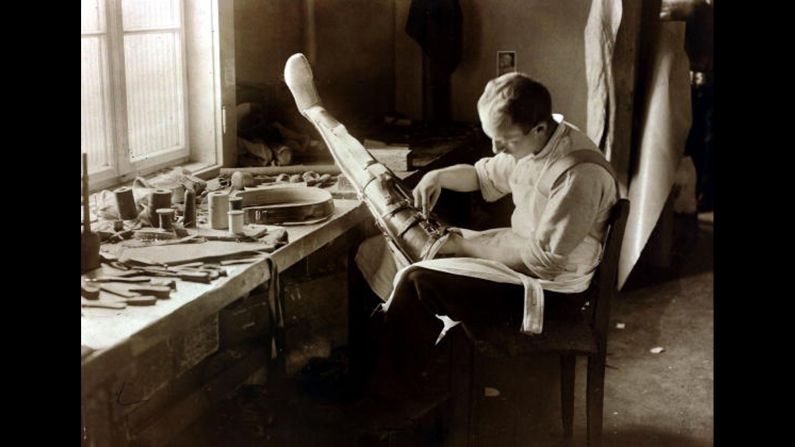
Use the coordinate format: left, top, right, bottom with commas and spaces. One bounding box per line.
284, 53, 453, 265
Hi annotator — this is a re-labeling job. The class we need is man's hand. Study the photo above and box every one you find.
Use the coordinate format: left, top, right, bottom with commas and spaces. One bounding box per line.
411, 164, 480, 214
412, 171, 442, 215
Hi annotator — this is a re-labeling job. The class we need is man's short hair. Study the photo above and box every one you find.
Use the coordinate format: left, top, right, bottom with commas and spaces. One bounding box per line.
477, 72, 552, 134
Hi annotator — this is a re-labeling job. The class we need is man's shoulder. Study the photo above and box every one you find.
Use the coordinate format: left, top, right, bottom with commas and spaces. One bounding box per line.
560, 122, 600, 153
546, 147, 616, 196
567, 161, 615, 181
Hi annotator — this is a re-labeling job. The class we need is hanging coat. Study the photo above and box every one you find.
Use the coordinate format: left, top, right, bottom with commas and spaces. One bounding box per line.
405, 0, 463, 74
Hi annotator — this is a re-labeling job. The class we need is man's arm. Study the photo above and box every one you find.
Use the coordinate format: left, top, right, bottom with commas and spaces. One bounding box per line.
435, 164, 481, 191
438, 164, 616, 278
412, 164, 480, 214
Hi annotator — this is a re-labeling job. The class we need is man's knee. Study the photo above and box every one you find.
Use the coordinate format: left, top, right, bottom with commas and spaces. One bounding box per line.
404, 267, 437, 293
386, 267, 436, 313
401, 267, 447, 315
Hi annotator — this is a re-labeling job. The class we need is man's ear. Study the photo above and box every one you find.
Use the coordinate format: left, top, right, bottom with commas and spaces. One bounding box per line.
533, 122, 547, 136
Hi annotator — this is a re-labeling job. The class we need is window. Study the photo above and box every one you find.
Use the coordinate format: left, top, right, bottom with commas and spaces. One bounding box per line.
82, 0, 235, 190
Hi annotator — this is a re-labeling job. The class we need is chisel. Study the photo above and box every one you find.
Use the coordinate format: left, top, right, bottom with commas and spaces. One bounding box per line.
82, 301, 126, 310
99, 284, 140, 298
86, 276, 152, 284
150, 278, 177, 290
120, 296, 158, 306
136, 266, 212, 283
128, 286, 171, 299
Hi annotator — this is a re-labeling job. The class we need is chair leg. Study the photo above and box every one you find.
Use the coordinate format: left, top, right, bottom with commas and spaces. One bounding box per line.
447, 331, 473, 447
467, 343, 479, 447
560, 355, 576, 438
586, 352, 606, 447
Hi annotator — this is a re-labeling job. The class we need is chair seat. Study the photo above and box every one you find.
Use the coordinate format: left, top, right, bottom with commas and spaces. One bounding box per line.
463, 317, 598, 358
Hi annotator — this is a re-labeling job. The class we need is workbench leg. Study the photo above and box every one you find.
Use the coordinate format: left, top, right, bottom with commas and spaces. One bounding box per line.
347, 246, 383, 395
265, 279, 287, 385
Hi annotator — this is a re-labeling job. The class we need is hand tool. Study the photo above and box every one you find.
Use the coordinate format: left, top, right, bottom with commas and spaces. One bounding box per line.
109, 261, 132, 271
128, 285, 171, 299
186, 263, 227, 276
164, 262, 226, 277
81, 153, 101, 274
174, 267, 220, 280
112, 269, 149, 277
206, 267, 228, 277
220, 258, 263, 265
119, 296, 158, 306
82, 300, 126, 310
136, 266, 212, 283
167, 261, 204, 268
198, 262, 223, 270
107, 229, 135, 243
175, 271, 212, 283
99, 284, 140, 298
86, 276, 152, 284
150, 278, 177, 289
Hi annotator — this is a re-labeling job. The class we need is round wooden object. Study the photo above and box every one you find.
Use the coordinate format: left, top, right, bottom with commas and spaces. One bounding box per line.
114, 186, 138, 220
148, 189, 172, 226
234, 186, 335, 225
208, 191, 230, 229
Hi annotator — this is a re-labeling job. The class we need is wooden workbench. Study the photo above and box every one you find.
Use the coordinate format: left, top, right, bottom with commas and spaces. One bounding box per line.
80, 131, 482, 445
82, 198, 369, 377
81, 199, 371, 446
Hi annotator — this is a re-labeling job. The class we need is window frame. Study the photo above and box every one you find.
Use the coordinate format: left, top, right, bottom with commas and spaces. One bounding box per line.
82, 0, 234, 192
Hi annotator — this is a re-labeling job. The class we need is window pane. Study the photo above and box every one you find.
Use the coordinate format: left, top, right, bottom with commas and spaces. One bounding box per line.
124, 32, 185, 159
81, 37, 112, 172
122, 0, 180, 30
81, 0, 105, 34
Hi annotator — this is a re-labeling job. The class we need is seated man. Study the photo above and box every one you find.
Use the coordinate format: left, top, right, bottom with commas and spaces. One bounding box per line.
354, 72, 618, 400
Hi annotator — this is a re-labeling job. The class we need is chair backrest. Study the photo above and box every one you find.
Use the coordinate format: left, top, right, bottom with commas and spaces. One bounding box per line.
589, 198, 630, 349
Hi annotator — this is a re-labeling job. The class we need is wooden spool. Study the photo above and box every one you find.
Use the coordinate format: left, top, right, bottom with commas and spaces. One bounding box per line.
157, 208, 176, 230
183, 187, 196, 228
229, 196, 243, 211
148, 189, 172, 226
208, 191, 230, 229
114, 186, 138, 220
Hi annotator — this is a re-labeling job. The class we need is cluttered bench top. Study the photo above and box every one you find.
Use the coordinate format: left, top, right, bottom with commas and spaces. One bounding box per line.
81, 170, 370, 389
82, 198, 370, 389
81, 117, 482, 389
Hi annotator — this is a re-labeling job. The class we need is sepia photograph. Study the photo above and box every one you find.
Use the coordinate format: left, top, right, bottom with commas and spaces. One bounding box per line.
81, 0, 714, 446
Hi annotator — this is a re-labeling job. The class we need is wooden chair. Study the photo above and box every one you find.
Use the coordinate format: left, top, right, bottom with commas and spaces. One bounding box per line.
459, 198, 630, 447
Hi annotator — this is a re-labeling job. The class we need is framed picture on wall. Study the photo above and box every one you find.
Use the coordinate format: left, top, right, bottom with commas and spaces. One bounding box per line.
497, 51, 516, 76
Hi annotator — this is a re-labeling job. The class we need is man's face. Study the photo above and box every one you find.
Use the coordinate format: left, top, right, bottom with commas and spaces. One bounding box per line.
482, 118, 547, 160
